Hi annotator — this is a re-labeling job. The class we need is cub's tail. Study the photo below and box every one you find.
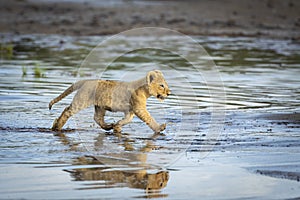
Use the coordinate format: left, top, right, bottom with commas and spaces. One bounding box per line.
49, 80, 87, 110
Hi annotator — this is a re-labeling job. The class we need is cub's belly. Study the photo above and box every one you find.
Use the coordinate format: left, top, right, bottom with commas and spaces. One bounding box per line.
95, 95, 132, 112
104, 102, 131, 112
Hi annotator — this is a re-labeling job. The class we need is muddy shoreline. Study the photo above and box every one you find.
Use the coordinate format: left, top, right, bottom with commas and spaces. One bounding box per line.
1, 0, 300, 39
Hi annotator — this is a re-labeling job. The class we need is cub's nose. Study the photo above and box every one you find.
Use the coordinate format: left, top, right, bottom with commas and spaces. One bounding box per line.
167, 90, 171, 96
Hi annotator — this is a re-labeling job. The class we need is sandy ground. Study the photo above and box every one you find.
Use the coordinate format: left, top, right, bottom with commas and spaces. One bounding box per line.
0, 0, 299, 39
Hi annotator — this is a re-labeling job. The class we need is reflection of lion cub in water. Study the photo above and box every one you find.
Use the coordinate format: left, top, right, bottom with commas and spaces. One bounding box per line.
68, 168, 169, 191
49, 70, 171, 133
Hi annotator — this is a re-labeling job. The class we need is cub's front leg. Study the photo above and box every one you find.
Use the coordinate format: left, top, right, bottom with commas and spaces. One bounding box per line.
133, 107, 166, 133
113, 111, 134, 133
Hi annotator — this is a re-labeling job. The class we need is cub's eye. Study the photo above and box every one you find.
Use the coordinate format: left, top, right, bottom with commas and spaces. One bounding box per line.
160, 84, 165, 88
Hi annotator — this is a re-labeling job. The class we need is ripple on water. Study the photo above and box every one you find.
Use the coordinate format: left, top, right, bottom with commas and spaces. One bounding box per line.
0, 34, 300, 198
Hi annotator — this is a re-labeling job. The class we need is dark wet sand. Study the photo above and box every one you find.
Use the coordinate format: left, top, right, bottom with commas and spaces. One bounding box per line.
0, 0, 300, 39
223, 112, 300, 182
263, 112, 300, 124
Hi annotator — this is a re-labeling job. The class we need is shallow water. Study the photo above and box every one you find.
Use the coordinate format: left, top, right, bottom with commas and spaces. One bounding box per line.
0, 33, 300, 199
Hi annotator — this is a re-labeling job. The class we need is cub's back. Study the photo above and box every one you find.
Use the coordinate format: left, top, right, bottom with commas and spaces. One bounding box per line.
95, 80, 132, 112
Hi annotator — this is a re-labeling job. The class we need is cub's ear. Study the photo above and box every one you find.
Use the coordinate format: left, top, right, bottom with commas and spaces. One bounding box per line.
154, 70, 163, 76
147, 71, 156, 85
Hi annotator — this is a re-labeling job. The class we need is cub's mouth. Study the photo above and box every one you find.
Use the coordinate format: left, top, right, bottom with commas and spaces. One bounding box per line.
157, 94, 165, 100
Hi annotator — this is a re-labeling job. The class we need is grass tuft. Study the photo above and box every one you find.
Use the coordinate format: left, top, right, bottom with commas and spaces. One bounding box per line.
33, 65, 45, 78
22, 66, 27, 76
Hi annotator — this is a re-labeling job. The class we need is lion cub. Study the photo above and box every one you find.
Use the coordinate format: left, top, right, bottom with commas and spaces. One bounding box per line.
49, 70, 171, 133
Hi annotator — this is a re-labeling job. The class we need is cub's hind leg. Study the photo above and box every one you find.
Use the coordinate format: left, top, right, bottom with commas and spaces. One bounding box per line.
94, 106, 113, 131
52, 104, 81, 131
52, 97, 92, 131
113, 111, 134, 133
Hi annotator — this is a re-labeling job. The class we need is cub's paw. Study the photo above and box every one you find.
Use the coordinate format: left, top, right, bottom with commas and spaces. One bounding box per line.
51, 118, 59, 131
113, 124, 122, 133
160, 123, 166, 131
101, 123, 114, 131
154, 123, 166, 133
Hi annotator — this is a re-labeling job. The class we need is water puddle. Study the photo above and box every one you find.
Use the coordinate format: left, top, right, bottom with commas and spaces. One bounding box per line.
1, 33, 300, 199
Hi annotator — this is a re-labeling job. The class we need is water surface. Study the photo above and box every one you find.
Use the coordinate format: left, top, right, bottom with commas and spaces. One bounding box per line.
0, 34, 300, 199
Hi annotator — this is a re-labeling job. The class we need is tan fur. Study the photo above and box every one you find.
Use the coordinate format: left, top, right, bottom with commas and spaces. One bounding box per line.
50, 70, 171, 133
68, 155, 169, 191
66, 162, 169, 190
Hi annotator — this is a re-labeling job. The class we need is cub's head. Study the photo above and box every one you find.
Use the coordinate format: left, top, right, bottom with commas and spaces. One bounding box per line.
147, 70, 171, 101
146, 171, 169, 191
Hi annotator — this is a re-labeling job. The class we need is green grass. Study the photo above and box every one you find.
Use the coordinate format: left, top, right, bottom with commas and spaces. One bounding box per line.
33, 64, 45, 78
21, 63, 46, 78
22, 66, 27, 76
